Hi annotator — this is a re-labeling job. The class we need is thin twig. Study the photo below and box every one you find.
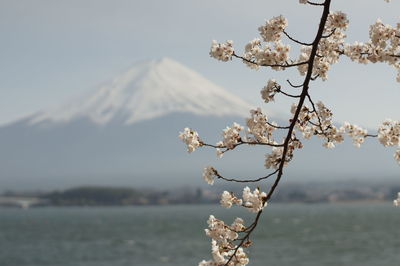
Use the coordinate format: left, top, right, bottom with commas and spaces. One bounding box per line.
307, 1, 325, 6
286, 79, 304, 88
215, 169, 279, 183
233, 53, 309, 68
311, 74, 320, 80
277, 88, 301, 98
201, 140, 284, 150
306, 93, 330, 139
283, 30, 313, 46
266, 121, 290, 129
321, 28, 336, 39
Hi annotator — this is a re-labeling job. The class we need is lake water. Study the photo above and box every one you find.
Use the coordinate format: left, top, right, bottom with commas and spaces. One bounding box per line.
0, 203, 399, 266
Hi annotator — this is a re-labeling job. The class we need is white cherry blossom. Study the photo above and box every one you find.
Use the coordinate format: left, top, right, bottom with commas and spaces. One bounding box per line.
179, 128, 201, 153
246, 108, 276, 143
258, 15, 288, 43
210, 40, 234, 62
260, 79, 279, 103
242, 187, 267, 213
221, 123, 244, 149
203, 166, 217, 185
220, 191, 242, 208
394, 192, 400, 206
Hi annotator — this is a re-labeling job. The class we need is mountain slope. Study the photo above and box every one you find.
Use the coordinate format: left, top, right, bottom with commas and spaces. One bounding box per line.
0, 58, 259, 190
30, 58, 254, 126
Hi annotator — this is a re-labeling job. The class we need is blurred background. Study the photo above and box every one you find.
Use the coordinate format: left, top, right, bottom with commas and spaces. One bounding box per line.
0, 0, 400, 265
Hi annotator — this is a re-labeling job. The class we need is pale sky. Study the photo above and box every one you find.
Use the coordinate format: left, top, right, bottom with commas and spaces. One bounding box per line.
1, 0, 399, 128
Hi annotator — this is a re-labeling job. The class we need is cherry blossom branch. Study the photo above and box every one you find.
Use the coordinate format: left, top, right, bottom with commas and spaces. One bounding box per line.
225, 210, 263, 265
201, 140, 284, 150
232, 52, 309, 68
266, 0, 331, 201
190, 2, 400, 266
224, 1, 332, 264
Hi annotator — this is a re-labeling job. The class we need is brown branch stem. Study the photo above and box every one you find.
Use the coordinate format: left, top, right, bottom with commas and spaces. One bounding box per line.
286, 79, 304, 88
215, 169, 279, 183
266, 0, 332, 203
307, 1, 325, 6
232, 52, 309, 68
283, 30, 313, 46
224, 1, 332, 264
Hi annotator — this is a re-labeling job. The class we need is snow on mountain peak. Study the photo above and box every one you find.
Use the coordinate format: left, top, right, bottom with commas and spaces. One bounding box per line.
30, 57, 254, 125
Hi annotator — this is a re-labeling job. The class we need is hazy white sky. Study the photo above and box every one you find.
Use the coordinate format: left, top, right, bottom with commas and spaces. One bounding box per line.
0, 0, 399, 128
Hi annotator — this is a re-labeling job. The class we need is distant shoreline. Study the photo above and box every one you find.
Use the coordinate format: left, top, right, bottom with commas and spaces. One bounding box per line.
1, 184, 398, 208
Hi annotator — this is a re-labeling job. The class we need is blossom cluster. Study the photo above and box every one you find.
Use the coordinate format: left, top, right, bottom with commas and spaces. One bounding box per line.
344, 19, 400, 82
264, 137, 302, 169
220, 191, 242, 208
242, 38, 262, 70
394, 192, 400, 206
378, 119, 400, 163
220, 187, 268, 213
342, 122, 368, 148
211, 15, 292, 70
326, 11, 349, 30
210, 40, 234, 62
242, 187, 267, 213
214, 109, 280, 158
298, 11, 348, 80
199, 216, 249, 265
221, 123, 244, 149
203, 166, 218, 185
213, 123, 244, 158
199, 185, 268, 264
205, 215, 244, 247
260, 79, 280, 103
258, 15, 288, 42
239, 15, 291, 70
246, 108, 276, 144
264, 147, 285, 169
179, 128, 201, 153
314, 102, 345, 148
242, 40, 291, 70
290, 102, 344, 148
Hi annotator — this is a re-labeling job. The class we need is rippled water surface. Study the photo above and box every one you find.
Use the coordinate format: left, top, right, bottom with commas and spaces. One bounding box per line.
1, 203, 399, 266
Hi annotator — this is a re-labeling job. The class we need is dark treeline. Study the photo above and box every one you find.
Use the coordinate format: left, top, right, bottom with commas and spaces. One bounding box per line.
2, 181, 400, 207
40, 186, 215, 206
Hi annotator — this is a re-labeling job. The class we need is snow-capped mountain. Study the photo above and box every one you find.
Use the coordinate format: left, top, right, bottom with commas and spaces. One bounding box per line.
30, 58, 253, 126
0, 58, 259, 190
0, 58, 397, 191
